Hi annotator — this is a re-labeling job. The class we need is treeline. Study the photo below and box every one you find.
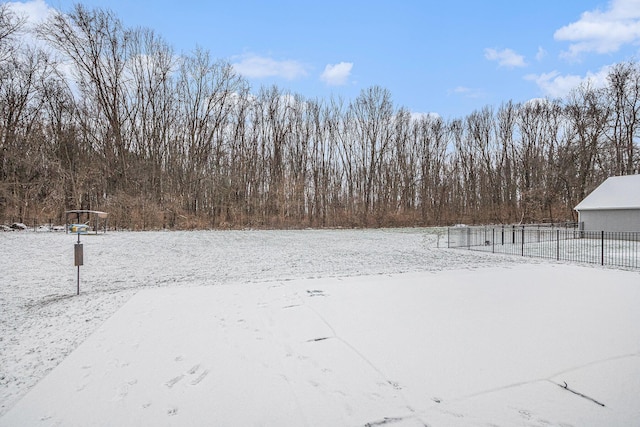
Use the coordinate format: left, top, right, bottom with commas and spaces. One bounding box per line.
1, 4, 638, 229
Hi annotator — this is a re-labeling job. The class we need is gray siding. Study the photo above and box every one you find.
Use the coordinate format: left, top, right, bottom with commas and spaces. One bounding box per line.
578, 209, 640, 232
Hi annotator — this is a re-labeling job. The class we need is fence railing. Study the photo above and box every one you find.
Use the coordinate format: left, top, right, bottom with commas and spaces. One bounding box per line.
447, 224, 640, 269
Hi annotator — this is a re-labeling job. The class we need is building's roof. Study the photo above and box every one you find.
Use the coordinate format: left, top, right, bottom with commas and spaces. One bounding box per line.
66, 209, 109, 218
574, 174, 640, 211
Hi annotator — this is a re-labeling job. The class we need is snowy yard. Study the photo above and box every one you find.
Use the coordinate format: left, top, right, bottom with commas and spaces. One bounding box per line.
1, 229, 639, 426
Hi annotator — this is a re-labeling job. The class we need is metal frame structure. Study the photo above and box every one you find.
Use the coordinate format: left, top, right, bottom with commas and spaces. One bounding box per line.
65, 210, 109, 234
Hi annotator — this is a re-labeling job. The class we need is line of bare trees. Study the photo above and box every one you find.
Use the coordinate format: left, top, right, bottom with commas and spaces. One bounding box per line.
1, 4, 638, 229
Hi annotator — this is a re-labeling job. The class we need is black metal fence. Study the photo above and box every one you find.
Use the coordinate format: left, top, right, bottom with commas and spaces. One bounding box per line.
447, 224, 640, 269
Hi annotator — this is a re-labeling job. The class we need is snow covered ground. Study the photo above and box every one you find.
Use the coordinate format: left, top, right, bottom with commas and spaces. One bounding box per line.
1, 228, 639, 426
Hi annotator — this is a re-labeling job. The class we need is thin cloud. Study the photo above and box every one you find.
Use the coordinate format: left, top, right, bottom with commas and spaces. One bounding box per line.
525, 66, 612, 98
484, 47, 527, 68
320, 62, 353, 86
450, 86, 485, 99
555, 0, 640, 58
536, 46, 547, 61
232, 53, 308, 80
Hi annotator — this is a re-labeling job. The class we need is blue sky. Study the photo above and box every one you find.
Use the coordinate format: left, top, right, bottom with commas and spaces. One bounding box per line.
11, 0, 640, 118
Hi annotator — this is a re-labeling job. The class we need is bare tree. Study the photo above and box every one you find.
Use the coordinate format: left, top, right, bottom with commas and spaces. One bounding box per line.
0, 45, 55, 221
605, 61, 640, 175
0, 3, 26, 63
349, 86, 394, 224
174, 48, 244, 220
495, 101, 518, 222
418, 114, 448, 224
127, 27, 176, 216
39, 4, 132, 196
466, 106, 498, 221
391, 108, 417, 219
6, 3, 640, 229
515, 99, 563, 222
563, 83, 610, 209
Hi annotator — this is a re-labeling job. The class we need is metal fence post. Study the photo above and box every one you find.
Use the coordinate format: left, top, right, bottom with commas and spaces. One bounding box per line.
601, 230, 604, 266
556, 229, 560, 261
521, 226, 525, 256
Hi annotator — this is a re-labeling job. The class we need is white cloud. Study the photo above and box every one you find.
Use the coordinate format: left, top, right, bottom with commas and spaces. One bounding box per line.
525, 65, 612, 98
410, 112, 441, 121
554, 0, 640, 58
6, 0, 54, 27
5, 0, 57, 48
320, 62, 353, 86
524, 71, 585, 98
484, 47, 527, 68
522, 97, 552, 108
231, 53, 308, 80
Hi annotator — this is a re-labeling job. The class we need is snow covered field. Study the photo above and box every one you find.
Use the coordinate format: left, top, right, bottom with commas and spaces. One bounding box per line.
1, 228, 639, 426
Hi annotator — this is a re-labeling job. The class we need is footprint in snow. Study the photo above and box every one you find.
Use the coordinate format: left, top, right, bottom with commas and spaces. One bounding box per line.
190, 369, 209, 386
386, 380, 402, 390
165, 375, 184, 388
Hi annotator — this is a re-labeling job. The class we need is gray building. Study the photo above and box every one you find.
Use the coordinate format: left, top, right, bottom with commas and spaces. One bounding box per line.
574, 174, 640, 232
